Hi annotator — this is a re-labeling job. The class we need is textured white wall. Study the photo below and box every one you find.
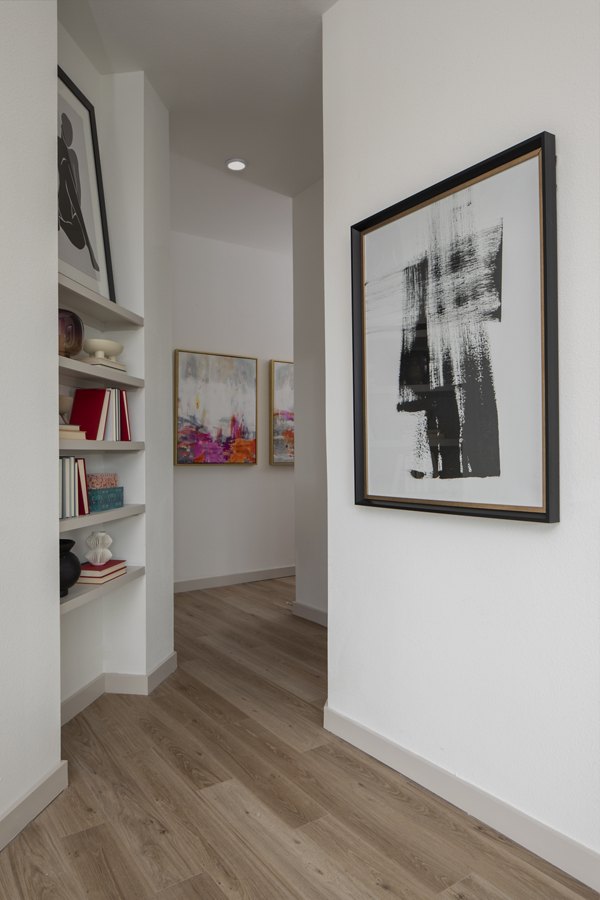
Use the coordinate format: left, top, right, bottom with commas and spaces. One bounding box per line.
293, 181, 328, 621
171, 165, 294, 584
143, 80, 174, 672
0, 0, 61, 816
323, 0, 599, 858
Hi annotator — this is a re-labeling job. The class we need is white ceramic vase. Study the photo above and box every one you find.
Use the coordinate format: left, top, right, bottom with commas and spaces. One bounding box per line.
85, 531, 113, 566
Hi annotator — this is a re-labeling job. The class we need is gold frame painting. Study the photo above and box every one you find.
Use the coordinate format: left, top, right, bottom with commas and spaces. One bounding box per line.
270, 360, 294, 465
174, 349, 257, 465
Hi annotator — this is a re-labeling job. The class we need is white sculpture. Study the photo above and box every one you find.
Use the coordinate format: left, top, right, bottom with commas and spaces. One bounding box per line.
85, 531, 113, 566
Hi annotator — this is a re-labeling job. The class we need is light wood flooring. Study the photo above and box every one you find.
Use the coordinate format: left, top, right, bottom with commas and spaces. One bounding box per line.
0, 577, 595, 899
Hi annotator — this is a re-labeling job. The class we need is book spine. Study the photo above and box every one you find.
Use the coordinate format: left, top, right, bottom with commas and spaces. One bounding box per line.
88, 486, 124, 513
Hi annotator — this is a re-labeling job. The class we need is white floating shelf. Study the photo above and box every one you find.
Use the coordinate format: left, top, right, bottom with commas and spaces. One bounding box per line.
59, 504, 145, 533
59, 440, 145, 453
60, 566, 145, 616
59, 273, 143, 330
59, 356, 144, 389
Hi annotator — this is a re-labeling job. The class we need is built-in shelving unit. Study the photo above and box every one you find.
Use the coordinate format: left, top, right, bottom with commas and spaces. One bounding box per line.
58, 273, 145, 647
59, 440, 145, 453
60, 566, 146, 616
59, 273, 144, 330
59, 356, 144, 389
59, 504, 146, 534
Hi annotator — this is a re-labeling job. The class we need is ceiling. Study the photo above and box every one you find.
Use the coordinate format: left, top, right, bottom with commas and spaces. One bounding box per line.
58, 0, 337, 197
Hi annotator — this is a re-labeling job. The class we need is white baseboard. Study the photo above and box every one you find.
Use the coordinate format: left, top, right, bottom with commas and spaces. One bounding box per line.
0, 761, 68, 851
104, 651, 179, 696
61, 675, 105, 725
62, 652, 178, 724
324, 705, 600, 893
293, 602, 328, 627
175, 567, 295, 593
104, 671, 149, 695
147, 651, 178, 692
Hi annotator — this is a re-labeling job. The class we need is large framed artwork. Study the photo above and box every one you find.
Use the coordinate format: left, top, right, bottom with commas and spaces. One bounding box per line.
174, 350, 257, 465
58, 67, 115, 302
351, 132, 558, 522
270, 360, 294, 465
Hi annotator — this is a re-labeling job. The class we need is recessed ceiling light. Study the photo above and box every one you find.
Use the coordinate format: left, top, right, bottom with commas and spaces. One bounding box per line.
226, 158, 247, 172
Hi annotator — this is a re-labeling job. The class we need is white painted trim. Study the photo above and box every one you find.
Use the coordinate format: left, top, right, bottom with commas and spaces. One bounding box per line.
324, 706, 600, 893
0, 762, 68, 851
62, 653, 178, 722
61, 675, 105, 725
175, 567, 295, 593
293, 602, 328, 627
147, 651, 178, 693
104, 671, 148, 695
105, 651, 178, 695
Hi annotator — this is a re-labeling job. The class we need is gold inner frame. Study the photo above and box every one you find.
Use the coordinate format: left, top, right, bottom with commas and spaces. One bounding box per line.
361, 149, 547, 513
270, 359, 294, 466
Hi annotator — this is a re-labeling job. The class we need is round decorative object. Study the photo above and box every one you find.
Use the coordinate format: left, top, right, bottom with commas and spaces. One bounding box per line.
59, 394, 73, 423
58, 309, 84, 358
83, 338, 124, 361
85, 531, 113, 566
60, 539, 81, 598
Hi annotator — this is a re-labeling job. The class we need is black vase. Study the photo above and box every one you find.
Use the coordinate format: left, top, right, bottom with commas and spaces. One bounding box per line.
60, 539, 81, 598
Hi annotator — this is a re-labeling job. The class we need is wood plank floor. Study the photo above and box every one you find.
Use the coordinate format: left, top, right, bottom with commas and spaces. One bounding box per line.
0, 577, 595, 899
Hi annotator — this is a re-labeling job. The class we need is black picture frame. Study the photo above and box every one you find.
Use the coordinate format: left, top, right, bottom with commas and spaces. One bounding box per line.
351, 132, 558, 522
58, 66, 116, 303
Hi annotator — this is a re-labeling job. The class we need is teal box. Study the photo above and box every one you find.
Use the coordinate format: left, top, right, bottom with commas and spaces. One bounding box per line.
88, 486, 124, 513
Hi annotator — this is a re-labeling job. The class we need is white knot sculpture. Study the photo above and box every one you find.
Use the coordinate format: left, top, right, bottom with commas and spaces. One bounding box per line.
85, 531, 113, 566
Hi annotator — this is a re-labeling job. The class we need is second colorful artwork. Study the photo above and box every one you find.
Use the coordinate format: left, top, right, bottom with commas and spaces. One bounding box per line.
270, 360, 294, 465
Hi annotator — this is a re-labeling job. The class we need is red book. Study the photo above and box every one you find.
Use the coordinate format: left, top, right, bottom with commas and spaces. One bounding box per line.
120, 390, 131, 441
76, 458, 89, 515
79, 559, 126, 577
70, 389, 110, 440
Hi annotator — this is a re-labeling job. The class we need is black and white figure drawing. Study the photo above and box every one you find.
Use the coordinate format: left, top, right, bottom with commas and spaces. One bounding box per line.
352, 134, 559, 521
58, 109, 100, 275
58, 68, 115, 302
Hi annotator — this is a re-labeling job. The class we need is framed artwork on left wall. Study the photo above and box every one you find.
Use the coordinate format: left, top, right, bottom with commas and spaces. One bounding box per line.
174, 349, 257, 465
58, 67, 115, 302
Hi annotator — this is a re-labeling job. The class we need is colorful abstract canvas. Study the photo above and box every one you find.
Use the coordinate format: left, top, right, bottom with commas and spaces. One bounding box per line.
175, 350, 257, 465
270, 361, 294, 465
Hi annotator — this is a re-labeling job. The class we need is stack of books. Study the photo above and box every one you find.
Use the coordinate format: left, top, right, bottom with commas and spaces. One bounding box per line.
59, 457, 89, 518
59, 423, 86, 441
77, 559, 127, 586
86, 471, 123, 513
69, 388, 131, 441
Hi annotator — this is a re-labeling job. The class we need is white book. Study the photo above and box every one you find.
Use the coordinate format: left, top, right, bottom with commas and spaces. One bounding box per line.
73, 457, 79, 517
104, 389, 120, 442
64, 457, 71, 518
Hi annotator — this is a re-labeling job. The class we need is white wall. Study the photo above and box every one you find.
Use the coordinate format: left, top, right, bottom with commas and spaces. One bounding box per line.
0, 0, 64, 829
293, 180, 328, 624
143, 81, 174, 672
172, 154, 294, 586
323, 0, 600, 885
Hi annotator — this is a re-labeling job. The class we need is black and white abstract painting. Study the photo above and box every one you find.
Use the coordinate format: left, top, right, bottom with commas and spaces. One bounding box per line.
58, 68, 115, 302
352, 134, 559, 521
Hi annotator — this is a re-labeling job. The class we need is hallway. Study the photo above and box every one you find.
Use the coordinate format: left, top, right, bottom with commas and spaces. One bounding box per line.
0, 580, 594, 899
